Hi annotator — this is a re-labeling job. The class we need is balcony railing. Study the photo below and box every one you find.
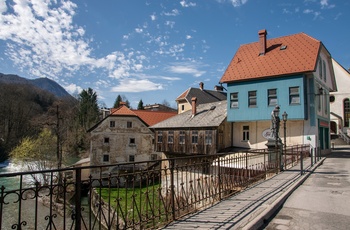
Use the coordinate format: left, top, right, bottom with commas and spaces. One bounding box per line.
0, 144, 311, 229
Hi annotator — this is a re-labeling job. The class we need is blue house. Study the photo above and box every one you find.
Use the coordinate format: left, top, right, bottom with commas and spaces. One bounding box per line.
220, 29, 337, 154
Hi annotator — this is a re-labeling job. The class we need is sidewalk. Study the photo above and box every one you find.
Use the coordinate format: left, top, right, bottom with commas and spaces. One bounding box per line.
161, 157, 325, 230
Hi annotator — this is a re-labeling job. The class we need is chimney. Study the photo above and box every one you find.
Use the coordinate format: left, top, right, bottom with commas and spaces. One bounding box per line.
258, 29, 267, 56
191, 97, 197, 116
199, 82, 204, 90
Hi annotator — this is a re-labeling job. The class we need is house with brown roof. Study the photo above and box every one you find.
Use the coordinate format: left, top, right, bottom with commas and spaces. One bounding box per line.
176, 82, 226, 114
220, 29, 337, 154
151, 99, 232, 158
88, 103, 177, 173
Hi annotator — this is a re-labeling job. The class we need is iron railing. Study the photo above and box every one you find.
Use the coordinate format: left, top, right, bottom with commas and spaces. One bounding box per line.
0, 145, 312, 229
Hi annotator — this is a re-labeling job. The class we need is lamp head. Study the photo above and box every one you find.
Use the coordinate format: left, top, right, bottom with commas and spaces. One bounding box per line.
282, 111, 288, 121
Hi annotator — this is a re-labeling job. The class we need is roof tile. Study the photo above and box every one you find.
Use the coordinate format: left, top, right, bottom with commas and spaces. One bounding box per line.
220, 32, 321, 83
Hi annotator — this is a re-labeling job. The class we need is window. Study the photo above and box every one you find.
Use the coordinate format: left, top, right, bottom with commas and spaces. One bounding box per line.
191, 131, 198, 144
319, 59, 323, 78
129, 155, 135, 162
157, 131, 163, 143
289, 87, 300, 104
268, 89, 277, 106
110, 121, 115, 127
248, 91, 257, 107
127, 121, 132, 128
230, 93, 238, 108
242, 125, 249, 141
168, 131, 174, 143
323, 60, 327, 81
179, 131, 185, 144
104, 137, 109, 144
344, 99, 350, 127
103, 154, 109, 162
129, 138, 135, 145
181, 105, 185, 111
205, 130, 212, 145
330, 95, 335, 103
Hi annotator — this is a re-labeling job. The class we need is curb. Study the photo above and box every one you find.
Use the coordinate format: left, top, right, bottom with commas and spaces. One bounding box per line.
241, 157, 326, 230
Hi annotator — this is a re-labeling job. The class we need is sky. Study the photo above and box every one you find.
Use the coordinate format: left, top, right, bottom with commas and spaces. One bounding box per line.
0, 0, 349, 108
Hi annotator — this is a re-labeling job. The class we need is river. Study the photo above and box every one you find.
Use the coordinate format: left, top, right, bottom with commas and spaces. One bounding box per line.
0, 160, 96, 229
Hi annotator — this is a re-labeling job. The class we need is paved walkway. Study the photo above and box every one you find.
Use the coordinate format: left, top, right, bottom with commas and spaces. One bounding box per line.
161, 157, 325, 230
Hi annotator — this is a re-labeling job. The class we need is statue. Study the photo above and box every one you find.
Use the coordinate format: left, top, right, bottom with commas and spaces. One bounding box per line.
270, 105, 280, 139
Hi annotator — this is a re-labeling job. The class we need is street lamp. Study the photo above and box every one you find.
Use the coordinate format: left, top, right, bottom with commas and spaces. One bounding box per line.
272, 105, 281, 171
282, 111, 288, 170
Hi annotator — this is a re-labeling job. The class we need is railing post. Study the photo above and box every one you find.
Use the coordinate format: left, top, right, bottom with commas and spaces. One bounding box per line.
0, 186, 4, 229
300, 151, 303, 175
169, 158, 175, 221
311, 148, 314, 166
75, 168, 82, 230
264, 151, 267, 180
218, 157, 222, 200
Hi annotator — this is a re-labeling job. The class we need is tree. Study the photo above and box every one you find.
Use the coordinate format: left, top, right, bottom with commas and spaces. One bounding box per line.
113, 94, 130, 108
137, 99, 144, 110
113, 95, 122, 108
78, 88, 99, 131
10, 128, 57, 185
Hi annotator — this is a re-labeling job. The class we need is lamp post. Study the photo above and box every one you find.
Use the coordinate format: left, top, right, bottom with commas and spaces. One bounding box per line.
282, 111, 288, 171
272, 106, 281, 171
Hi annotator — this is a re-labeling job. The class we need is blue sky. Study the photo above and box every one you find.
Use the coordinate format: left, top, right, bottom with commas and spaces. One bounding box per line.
0, 0, 349, 108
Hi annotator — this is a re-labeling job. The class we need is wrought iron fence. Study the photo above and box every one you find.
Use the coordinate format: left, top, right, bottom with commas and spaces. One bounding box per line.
0, 144, 311, 229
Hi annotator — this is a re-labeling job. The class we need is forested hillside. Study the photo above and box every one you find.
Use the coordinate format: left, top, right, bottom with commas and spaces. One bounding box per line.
0, 82, 98, 164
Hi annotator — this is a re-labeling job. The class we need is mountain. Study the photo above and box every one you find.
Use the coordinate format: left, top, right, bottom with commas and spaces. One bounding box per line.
0, 73, 75, 100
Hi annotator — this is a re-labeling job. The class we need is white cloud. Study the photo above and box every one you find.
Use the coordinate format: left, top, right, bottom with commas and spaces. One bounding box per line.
135, 28, 143, 33
150, 14, 156, 21
229, 0, 248, 7
320, 0, 335, 9
65, 83, 82, 94
180, 1, 196, 7
186, 35, 192, 39
163, 9, 180, 16
167, 63, 206, 77
111, 79, 163, 92
0, 0, 7, 14
0, 0, 145, 81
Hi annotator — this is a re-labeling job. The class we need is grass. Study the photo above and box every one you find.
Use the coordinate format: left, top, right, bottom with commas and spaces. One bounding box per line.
96, 183, 168, 228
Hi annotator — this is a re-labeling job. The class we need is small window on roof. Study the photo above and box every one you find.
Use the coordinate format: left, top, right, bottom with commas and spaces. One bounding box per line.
280, 45, 287, 50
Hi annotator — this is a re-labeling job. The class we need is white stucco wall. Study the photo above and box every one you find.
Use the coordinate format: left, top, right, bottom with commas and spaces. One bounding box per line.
330, 59, 350, 133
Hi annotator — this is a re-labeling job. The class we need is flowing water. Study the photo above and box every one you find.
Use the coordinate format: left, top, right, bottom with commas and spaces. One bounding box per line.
0, 160, 95, 229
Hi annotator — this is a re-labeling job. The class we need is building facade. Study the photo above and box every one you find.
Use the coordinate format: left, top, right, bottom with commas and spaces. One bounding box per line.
88, 104, 177, 173
176, 82, 226, 114
330, 59, 350, 135
220, 30, 336, 154
151, 99, 232, 157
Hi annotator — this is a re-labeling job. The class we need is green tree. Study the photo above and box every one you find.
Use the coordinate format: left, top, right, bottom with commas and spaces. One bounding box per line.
10, 128, 57, 184
113, 95, 122, 108
78, 88, 99, 131
113, 94, 130, 108
137, 99, 144, 110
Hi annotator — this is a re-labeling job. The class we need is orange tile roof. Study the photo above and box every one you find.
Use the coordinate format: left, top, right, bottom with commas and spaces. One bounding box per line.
220, 32, 321, 83
133, 110, 177, 126
110, 105, 177, 126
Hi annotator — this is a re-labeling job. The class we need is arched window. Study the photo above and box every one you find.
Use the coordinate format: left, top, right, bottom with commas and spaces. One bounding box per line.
344, 99, 350, 127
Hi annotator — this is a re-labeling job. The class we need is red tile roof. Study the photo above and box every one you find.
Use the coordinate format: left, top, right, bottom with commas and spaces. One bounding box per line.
133, 110, 177, 126
110, 105, 177, 126
220, 32, 321, 83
